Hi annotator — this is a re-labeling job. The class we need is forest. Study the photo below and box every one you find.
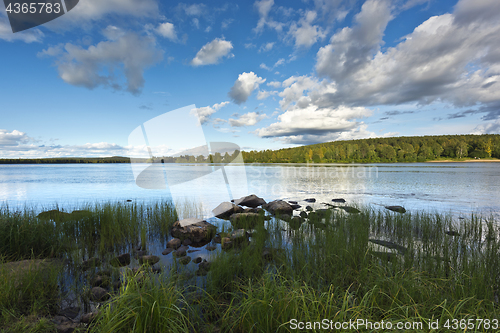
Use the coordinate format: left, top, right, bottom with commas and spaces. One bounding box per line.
1, 134, 499, 164
241, 134, 500, 164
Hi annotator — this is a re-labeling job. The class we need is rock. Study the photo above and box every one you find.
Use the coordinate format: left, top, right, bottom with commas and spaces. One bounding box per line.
341, 206, 360, 214
288, 201, 298, 204
206, 245, 217, 251
229, 229, 248, 243
445, 230, 460, 236
162, 248, 173, 255
230, 212, 264, 229
221, 237, 233, 250
213, 234, 222, 243
322, 203, 338, 208
243, 207, 264, 214
305, 206, 313, 212
69, 210, 93, 220
289, 216, 303, 230
188, 249, 200, 253
178, 256, 191, 265
90, 287, 110, 302
279, 214, 292, 221
134, 250, 148, 259
370, 251, 400, 261
290, 204, 301, 210
233, 194, 267, 208
315, 209, 331, 218
81, 257, 101, 271
37, 209, 71, 222
182, 239, 192, 246
263, 200, 294, 216
299, 211, 308, 218
139, 255, 160, 266
193, 257, 202, 264
385, 206, 406, 213
167, 238, 182, 249
369, 239, 407, 254
174, 245, 189, 257
91, 275, 110, 288
110, 253, 130, 267
52, 316, 78, 333
80, 312, 98, 324
171, 218, 217, 243
196, 260, 212, 276
304, 198, 316, 203
332, 198, 346, 203
58, 306, 80, 320
212, 202, 244, 219
126, 199, 133, 202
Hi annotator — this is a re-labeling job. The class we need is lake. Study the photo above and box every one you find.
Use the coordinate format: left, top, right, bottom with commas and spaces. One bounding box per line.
0, 162, 499, 218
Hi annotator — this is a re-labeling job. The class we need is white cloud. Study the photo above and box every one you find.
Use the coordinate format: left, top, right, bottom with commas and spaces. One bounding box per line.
179, 3, 207, 16
288, 10, 326, 48
156, 22, 177, 41
228, 72, 266, 104
260, 63, 271, 71
257, 90, 277, 100
314, 0, 500, 120
253, 0, 284, 33
256, 105, 372, 139
244, 43, 256, 49
192, 18, 200, 29
259, 42, 275, 52
39, 28, 163, 95
191, 101, 230, 125
229, 112, 267, 127
0, 129, 31, 146
190, 38, 233, 66
471, 119, 500, 134
267, 81, 282, 88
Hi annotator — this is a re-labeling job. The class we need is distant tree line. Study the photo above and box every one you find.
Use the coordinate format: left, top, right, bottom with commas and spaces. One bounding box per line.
2, 135, 499, 164
242, 134, 500, 163
0, 156, 133, 164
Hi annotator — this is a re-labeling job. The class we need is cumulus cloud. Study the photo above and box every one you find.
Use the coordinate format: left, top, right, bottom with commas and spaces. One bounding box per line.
254, 0, 284, 33
0, 130, 32, 146
228, 72, 266, 104
256, 105, 371, 138
259, 42, 274, 52
177, 3, 207, 16
39, 28, 163, 95
190, 38, 233, 66
314, 0, 500, 119
257, 90, 277, 100
288, 10, 326, 49
191, 101, 230, 125
471, 119, 500, 134
156, 22, 177, 41
267, 81, 282, 88
229, 112, 267, 127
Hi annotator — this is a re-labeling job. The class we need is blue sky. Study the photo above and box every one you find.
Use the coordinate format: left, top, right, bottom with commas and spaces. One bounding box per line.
1, 0, 499, 158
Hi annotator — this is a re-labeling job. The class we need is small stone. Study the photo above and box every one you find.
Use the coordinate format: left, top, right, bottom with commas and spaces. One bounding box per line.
80, 312, 99, 324
81, 257, 101, 271
193, 257, 202, 264
445, 230, 460, 236
162, 248, 173, 255
299, 211, 308, 218
179, 256, 191, 265
188, 249, 200, 253
110, 253, 130, 267
213, 234, 222, 243
206, 245, 217, 251
332, 198, 346, 203
58, 306, 80, 320
304, 198, 316, 203
90, 287, 110, 302
139, 255, 160, 266
167, 238, 182, 249
182, 239, 192, 246
305, 206, 313, 212
174, 245, 189, 257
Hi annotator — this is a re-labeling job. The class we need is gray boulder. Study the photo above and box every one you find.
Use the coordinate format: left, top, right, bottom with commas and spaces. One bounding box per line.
171, 218, 217, 243
233, 194, 266, 208
212, 202, 244, 219
263, 200, 294, 216
385, 206, 406, 213
230, 212, 264, 229
167, 238, 182, 249
110, 253, 130, 268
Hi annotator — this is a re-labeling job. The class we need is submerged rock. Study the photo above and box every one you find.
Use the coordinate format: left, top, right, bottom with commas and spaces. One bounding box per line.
110, 253, 130, 268
263, 200, 294, 216
37, 209, 71, 222
385, 206, 406, 213
341, 206, 360, 214
233, 194, 267, 208
178, 256, 191, 265
174, 245, 189, 257
290, 204, 302, 210
161, 248, 173, 255
332, 198, 346, 203
139, 255, 160, 266
369, 239, 407, 254
90, 287, 109, 302
212, 202, 244, 219
230, 212, 264, 229
229, 229, 248, 243
304, 198, 316, 203
171, 218, 217, 243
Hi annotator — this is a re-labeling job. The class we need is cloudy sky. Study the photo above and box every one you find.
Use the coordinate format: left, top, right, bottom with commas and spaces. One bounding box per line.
1, 0, 500, 158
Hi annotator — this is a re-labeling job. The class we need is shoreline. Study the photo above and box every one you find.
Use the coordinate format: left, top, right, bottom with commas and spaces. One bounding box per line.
425, 159, 500, 163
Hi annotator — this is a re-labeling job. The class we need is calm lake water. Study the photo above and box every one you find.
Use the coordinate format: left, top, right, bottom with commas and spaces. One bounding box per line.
0, 163, 499, 218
